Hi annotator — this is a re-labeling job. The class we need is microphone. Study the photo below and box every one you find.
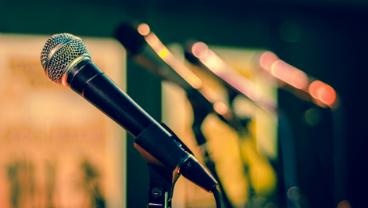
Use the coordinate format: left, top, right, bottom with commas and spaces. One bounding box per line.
40, 33, 217, 193
114, 23, 247, 137
115, 23, 244, 208
114, 23, 196, 92
184, 41, 278, 115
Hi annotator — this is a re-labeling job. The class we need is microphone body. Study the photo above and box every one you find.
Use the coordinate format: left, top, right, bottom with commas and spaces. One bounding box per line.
68, 59, 156, 137
68, 59, 189, 169
40, 34, 217, 193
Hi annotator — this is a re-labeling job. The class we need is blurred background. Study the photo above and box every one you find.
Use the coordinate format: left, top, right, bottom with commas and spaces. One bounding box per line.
1, 0, 368, 207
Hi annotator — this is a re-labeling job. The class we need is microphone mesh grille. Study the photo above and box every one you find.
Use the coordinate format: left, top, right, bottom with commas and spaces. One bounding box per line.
40, 33, 91, 84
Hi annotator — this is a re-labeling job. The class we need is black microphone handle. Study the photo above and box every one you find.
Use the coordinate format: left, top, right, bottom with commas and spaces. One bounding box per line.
67, 59, 157, 137
65, 59, 217, 192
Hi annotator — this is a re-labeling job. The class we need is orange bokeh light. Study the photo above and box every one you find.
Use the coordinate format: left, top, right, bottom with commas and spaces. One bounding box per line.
137, 23, 150, 36
260, 51, 336, 107
309, 80, 336, 106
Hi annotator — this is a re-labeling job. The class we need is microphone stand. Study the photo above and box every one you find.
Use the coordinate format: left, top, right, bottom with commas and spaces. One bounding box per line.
134, 124, 186, 208
192, 108, 235, 208
190, 95, 258, 208
186, 87, 260, 208
226, 88, 258, 207
146, 164, 180, 208
187, 90, 235, 208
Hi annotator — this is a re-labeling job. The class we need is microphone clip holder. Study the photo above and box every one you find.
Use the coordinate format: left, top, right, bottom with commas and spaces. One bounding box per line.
134, 123, 192, 208
146, 164, 180, 208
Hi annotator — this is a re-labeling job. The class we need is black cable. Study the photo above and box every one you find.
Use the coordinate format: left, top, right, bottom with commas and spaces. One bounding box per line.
213, 186, 224, 208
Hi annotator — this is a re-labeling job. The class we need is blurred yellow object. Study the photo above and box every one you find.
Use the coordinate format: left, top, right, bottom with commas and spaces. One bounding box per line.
165, 44, 278, 207
202, 113, 248, 204
202, 113, 277, 204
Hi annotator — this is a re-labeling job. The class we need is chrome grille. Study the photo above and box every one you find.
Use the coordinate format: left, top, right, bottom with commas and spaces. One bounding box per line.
40, 33, 91, 84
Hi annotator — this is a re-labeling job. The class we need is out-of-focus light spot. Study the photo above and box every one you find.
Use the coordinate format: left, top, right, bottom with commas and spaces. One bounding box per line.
192, 42, 209, 59
259, 51, 279, 72
145, 32, 202, 89
145, 33, 158, 46
304, 107, 321, 126
270, 60, 309, 90
271, 60, 290, 80
337, 200, 351, 208
291, 70, 308, 89
194, 47, 277, 113
137, 23, 150, 36
260, 51, 337, 108
319, 84, 336, 106
185, 70, 203, 89
287, 187, 301, 201
158, 49, 168, 58
61, 74, 68, 87
309, 80, 324, 99
201, 51, 226, 74
309, 80, 336, 106
214, 101, 228, 115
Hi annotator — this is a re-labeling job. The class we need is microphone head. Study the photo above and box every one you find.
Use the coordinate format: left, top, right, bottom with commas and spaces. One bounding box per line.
40, 33, 91, 84
114, 22, 146, 55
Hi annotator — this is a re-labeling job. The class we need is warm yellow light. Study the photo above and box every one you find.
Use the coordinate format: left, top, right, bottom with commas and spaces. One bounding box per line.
145, 33, 203, 89
159, 49, 168, 58
137, 23, 150, 36
200, 51, 227, 74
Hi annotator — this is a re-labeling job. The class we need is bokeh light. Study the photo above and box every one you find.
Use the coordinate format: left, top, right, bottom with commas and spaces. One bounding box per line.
259, 51, 279, 72
309, 80, 336, 106
192, 42, 209, 59
137, 23, 150, 36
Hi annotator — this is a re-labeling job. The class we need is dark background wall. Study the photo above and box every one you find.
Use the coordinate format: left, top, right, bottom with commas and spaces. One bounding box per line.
1, 0, 367, 207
